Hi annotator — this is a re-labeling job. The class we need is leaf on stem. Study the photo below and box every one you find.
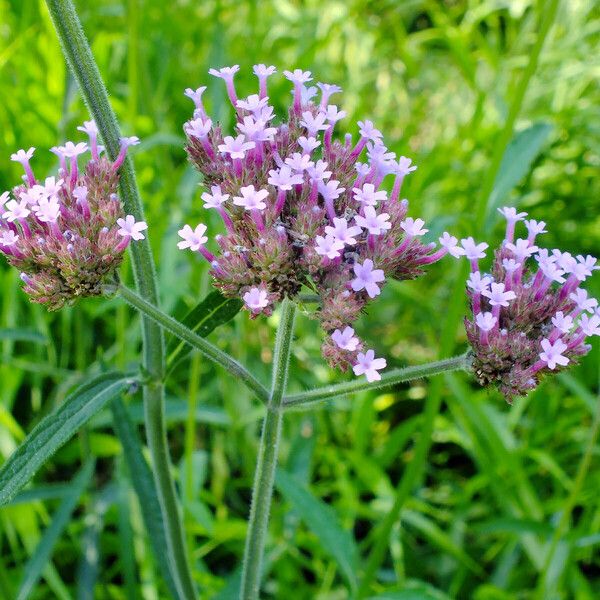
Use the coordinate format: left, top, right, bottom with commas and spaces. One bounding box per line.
166, 291, 242, 369
0, 372, 131, 506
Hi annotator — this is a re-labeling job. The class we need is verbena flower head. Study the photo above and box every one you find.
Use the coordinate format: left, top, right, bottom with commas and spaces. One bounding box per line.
182, 65, 457, 376
1, 126, 145, 310
454, 206, 599, 402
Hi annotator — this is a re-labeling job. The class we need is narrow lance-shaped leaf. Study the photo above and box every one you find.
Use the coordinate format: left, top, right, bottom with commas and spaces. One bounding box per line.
484, 122, 553, 230
110, 397, 180, 599
0, 371, 131, 506
167, 290, 242, 368
275, 469, 359, 591
15, 460, 95, 600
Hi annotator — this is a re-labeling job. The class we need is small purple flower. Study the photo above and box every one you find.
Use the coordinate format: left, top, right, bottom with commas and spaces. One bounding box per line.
551, 311, 573, 334
332, 326, 360, 351
283, 69, 312, 85
186, 117, 212, 139
467, 271, 493, 293
233, 185, 269, 211
243, 287, 269, 312
539, 338, 569, 370
353, 183, 387, 207
400, 217, 428, 237
300, 111, 328, 136
177, 224, 208, 251
353, 349, 387, 382
505, 238, 538, 260
481, 282, 516, 307
351, 259, 385, 298
218, 135, 256, 160
461, 237, 488, 260
317, 83, 342, 108
34, 197, 61, 223
394, 156, 417, 177
315, 234, 344, 259
201, 185, 230, 209
3, 199, 30, 222
184, 86, 207, 107
357, 121, 383, 142
0, 230, 19, 246
307, 160, 331, 182
570, 289, 598, 313
117, 215, 148, 241
355, 206, 391, 236
298, 136, 321, 155
324, 218, 362, 246
325, 105, 346, 124
580, 314, 600, 337
63, 141, 89, 158
237, 94, 270, 114
284, 152, 314, 173
209, 65, 240, 79
439, 232, 465, 258
268, 166, 303, 190
476, 311, 497, 332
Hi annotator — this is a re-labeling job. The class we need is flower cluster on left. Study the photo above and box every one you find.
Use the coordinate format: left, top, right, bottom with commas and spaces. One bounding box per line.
0, 122, 147, 310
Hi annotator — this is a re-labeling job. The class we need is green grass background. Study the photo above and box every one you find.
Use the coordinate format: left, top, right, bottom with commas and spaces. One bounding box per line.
1, 0, 600, 598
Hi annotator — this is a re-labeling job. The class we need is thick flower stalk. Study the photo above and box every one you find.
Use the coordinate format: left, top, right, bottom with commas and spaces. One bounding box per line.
0, 124, 146, 310
452, 207, 599, 401
181, 65, 460, 380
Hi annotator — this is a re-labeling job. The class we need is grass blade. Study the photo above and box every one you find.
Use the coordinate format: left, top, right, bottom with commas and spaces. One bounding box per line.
16, 460, 94, 600
0, 372, 131, 506
275, 469, 359, 591
484, 122, 553, 229
110, 397, 180, 599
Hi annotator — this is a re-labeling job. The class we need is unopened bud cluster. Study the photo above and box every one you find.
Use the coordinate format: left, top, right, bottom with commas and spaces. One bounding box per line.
0, 123, 147, 310
455, 208, 599, 401
181, 65, 460, 379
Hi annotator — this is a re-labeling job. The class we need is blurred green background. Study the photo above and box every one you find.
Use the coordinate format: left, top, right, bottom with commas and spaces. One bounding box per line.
1, 0, 600, 598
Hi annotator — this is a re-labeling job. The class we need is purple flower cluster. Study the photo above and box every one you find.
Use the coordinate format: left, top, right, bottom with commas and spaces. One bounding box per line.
0, 123, 146, 310
181, 65, 460, 380
456, 207, 599, 401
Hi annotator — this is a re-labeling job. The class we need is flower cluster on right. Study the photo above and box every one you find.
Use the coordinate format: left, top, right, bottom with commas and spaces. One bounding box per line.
460, 207, 599, 401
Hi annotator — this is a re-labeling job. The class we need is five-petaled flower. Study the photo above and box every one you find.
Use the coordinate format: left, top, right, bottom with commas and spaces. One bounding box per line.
332, 326, 360, 351
177, 224, 208, 251
351, 259, 385, 298
117, 215, 148, 241
353, 349, 387, 382
539, 338, 569, 370
243, 287, 269, 312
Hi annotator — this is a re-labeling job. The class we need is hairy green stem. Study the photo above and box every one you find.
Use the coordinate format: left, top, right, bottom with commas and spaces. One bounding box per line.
284, 354, 471, 409
113, 284, 270, 403
240, 299, 296, 600
44, 2, 195, 597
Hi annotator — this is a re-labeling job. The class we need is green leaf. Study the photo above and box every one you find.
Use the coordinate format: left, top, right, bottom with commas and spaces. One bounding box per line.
0, 372, 131, 506
0, 328, 47, 344
275, 469, 359, 591
166, 291, 242, 368
16, 460, 94, 600
76, 483, 116, 600
367, 578, 453, 600
402, 510, 484, 576
485, 122, 553, 230
110, 397, 180, 599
